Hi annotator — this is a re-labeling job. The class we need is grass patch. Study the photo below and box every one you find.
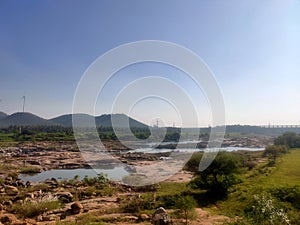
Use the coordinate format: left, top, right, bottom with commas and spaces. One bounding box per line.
9, 200, 61, 218
19, 165, 41, 174
211, 149, 300, 219
258, 149, 300, 187
158, 182, 188, 196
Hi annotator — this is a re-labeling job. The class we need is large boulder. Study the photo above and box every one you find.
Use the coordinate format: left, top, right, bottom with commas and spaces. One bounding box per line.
152, 207, 172, 225
139, 213, 149, 221
55, 192, 73, 203
70, 202, 83, 214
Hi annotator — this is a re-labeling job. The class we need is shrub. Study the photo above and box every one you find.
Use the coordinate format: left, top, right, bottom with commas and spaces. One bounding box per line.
270, 186, 300, 209
244, 193, 290, 225
263, 145, 289, 161
121, 193, 156, 213
174, 196, 197, 225
82, 173, 108, 186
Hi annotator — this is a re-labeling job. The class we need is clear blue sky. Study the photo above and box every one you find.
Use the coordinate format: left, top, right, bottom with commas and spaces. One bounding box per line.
0, 0, 299, 126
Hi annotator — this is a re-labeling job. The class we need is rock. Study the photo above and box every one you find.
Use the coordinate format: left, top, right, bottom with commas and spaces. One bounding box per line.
41, 215, 57, 221
3, 200, 13, 208
0, 213, 21, 224
139, 213, 149, 221
56, 192, 73, 203
26, 193, 35, 199
152, 207, 172, 225
70, 202, 83, 214
5, 176, 13, 182
44, 178, 58, 188
4, 185, 19, 195
25, 181, 31, 188
60, 214, 66, 220
123, 216, 138, 221
16, 180, 25, 187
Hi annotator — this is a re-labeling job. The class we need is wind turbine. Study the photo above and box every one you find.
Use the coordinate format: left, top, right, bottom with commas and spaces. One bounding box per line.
22, 96, 26, 112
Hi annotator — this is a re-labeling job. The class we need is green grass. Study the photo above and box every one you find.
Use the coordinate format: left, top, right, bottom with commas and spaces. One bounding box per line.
258, 149, 300, 187
211, 149, 300, 218
158, 182, 189, 196
0, 133, 17, 142
9, 200, 61, 218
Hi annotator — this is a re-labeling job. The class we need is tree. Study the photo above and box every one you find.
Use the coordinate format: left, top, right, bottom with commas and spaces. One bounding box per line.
189, 152, 242, 199
263, 145, 289, 161
175, 196, 197, 225
274, 132, 300, 148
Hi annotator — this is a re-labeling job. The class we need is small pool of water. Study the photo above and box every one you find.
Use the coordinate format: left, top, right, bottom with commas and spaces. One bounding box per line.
19, 167, 129, 183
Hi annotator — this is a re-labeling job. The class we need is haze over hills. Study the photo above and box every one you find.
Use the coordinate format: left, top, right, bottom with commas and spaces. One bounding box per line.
0, 112, 148, 129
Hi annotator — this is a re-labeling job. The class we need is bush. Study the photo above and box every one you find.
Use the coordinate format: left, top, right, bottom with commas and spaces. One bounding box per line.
82, 173, 108, 186
244, 193, 290, 225
270, 186, 300, 209
121, 193, 156, 213
174, 196, 197, 225
263, 145, 289, 161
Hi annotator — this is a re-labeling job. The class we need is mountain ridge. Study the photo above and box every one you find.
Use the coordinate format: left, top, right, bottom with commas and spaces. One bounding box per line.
0, 112, 148, 128
0, 112, 55, 127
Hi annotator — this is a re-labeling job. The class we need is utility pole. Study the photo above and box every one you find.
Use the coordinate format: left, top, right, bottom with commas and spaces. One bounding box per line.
22, 96, 26, 112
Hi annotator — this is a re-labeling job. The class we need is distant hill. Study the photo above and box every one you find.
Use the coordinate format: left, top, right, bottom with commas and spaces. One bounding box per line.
96, 114, 148, 128
0, 112, 55, 127
50, 113, 95, 127
50, 113, 148, 128
0, 112, 7, 120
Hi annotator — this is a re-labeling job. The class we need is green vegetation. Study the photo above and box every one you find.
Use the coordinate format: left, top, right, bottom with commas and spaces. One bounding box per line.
121, 193, 156, 213
174, 195, 197, 225
188, 152, 242, 199
9, 200, 61, 218
244, 193, 290, 225
0, 125, 208, 143
263, 145, 289, 164
274, 132, 300, 148
19, 165, 41, 174
259, 149, 300, 187
212, 149, 300, 224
